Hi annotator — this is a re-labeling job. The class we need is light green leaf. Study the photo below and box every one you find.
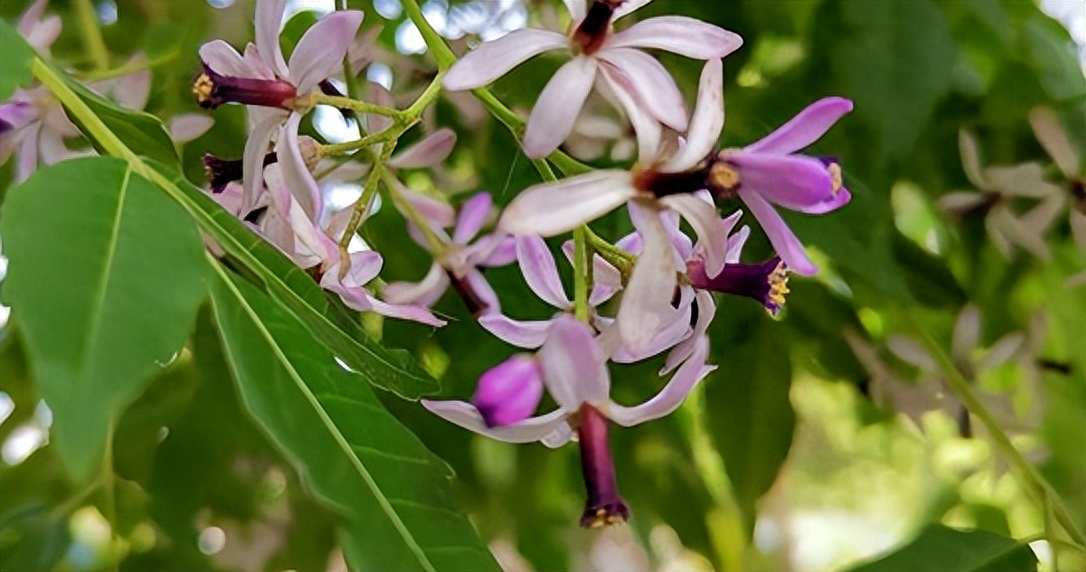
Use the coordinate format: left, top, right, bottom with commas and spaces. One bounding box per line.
705, 300, 795, 535
0, 19, 36, 101
208, 263, 498, 571
848, 524, 1038, 572
0, 157, 207, 481
148, 161, 439, 399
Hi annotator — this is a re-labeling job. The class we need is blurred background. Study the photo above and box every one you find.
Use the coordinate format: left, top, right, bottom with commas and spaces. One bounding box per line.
1, 0, 1084, 570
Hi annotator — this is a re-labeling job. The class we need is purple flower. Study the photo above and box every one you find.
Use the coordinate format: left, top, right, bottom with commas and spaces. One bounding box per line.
424, 315, 714, 526
443, 0, 741, 158
195, 0, 363, 220
708, 97, 854, 275
472, 355, 544, 428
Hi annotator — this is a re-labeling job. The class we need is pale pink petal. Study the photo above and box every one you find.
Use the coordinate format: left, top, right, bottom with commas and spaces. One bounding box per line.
985, 163, 1063, 198
609, 337, 714, 426
887, 335, 936, 370
662, 59, 723, 173
365, 81, 394, 133
368, 297, 447, 327
17, 0, 48, 38
596, 47, 686, 131
463, 269, 502, 315
168, 114, 215, 143
453, 192, 493, 245
523, 57, 598, 158
978, 333, 1025, 372
338, 250, 385, 287
659, 194, 727, 277
516, 235, 571, 309
289, 10, 365, 93
746, 97, 853, 155
114, 60, 152, 110
1029, 107, 1081, 177
951, 305, 981, 363
444, 28, 568, 91
617, 202, 678, 353
255, 0, 289, 78
958, 130, 988, 189
737, 188, 817, 276
606, 16, 742, 60
384, 263, 450, 307
598, 65, 661, 165
421, 400, 567, 443
278, 113, 323, 220
394, 181, 456, 230
388, 128, 456, 169
939, 192, 988, 213
725, 223, 750, 263
538, 315, 609, 411
612, 0, 652, 20
611, 299, 693, 363
562, 0, 586, 22
243, 112, 286, 212
199, 40, 251, 78
992, 206, 1050, 259
242, 43, 278, 79
499, 170, 635, 236
478, 314, 553, 349
26, 15, 61, 53
15, 123, 42, 182
561, 241, 624, 304
661, 291, 715, 375
477, 234, 518, 267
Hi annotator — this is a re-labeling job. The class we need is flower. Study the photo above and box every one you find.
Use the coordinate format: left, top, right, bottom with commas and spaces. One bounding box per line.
1030, 107, 1086, 286
706, 97, 854, 276
443, 0, 741, 158
422, 315, 714, 526
499, 59, 732, 352
939, 129, 1065, 260
195, 0, 363, 219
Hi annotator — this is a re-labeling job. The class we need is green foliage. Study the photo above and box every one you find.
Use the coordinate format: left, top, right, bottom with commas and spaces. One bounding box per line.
0, 19, 35, 100
849, 524, 1038, 572
0, 157, 206, 481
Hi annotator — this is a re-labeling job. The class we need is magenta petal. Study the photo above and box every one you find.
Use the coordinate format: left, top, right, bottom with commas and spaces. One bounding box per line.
453, 192, 493, 245
738, 188, 817, 276
523, 57, 598, 159
289, 10, 365, 93
444, 28, 568, 91
746, 97, 853, 155
729, 151, 835, 212
516, 235, 571, 309
472, 355, 545, 427
605, 16, 743, 60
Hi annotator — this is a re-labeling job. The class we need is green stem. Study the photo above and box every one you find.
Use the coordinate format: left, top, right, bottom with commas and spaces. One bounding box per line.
405, 70, 448, 116
572, 226, 590, 322
338, 140, 398, 254
400, 0, 457, 70
586, 226, 634, 278
312, 93, 403, 117
383, 171, 446, 254
910, 317, 1086, 551
74, 0, 110, 72
321, 125, 406, 157
78, 51, 178, 82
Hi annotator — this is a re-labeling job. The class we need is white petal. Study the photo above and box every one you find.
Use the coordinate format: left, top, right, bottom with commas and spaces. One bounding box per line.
499, 170, 635, 236
985, 163, 1063, 198
977, 333, 1025, 372
168, 114, 214, 143
289, 10, 365, 93
199, 40, 251, 78
243, 113, 286, 213
538, 315, 609, 411
598, 65, 661, 165
255, 0, 289, 78
609, 336, 714, 426
421, 400, 568, 443
887, 335, 935, 370
388, 128, 456, 169
516, 235, 571, 309
613, 0, 652, 20
383, 263, 450, 307
938, 192, 988, 213
617, 202, 678, 353
958, 130, 989, 189
662, 59, 723, 173
444, 28, 568, 90
606, 16, 742, 59
523, 57, 598, 159
1029, 107, 1081, 177
278, 113, 323, 220
952, 305, 981, 363
478, 314, 553, 349
596, 47, 686, 131
659, 194, 726, 277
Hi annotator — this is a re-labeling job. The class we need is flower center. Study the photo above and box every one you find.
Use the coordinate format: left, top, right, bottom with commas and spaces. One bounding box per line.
203, 152, 279, 193
576, 404, 629, 528
686, 256, 789, 316
193, 64, 297, 110
708, 161, 741, 195
571, 0, 624, 56
828, 162, 843, 195
633, 165, 712, 197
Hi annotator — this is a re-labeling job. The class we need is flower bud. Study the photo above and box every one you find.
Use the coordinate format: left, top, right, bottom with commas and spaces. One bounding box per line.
472, 355, 544, 428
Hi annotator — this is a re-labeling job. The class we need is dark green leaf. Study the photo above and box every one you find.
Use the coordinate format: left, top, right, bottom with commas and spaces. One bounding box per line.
848, 524, 1038, 572
147, 160, 439, 399
52, 66, 179, 168
705, 300, 795, 535
208, 264, 498, 571
0, 503, 72, 572
0, 157, 207, 481
0, 19, 35, 100
1023, 16, 1086, 102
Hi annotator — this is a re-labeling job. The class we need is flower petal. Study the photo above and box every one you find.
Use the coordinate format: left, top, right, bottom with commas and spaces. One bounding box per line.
168, 114, 214, 143
617, 202, 679, 353
278, 113, 323, 220
523, 57, 598, 159
737, 188, 817, 275
384, 263, 450, 307
609, 336, 714, 426
612, 0, 652, 20
596, 47, 686, 131
659, 193, 727, 277
243, 112, 285, 212
473, 354, 545, 427
958, 130, 988, 189
421, 400, 567, 443
114, 59, 152, 110
729, 151, 837, 212
255, 0, 289, 78
453, 192, 493, 245
661, 290, 715, 374
444, 28, 568, 91
389, 128, 456, 169
985, 163, 1064, 198
478, 314, 553, 349
289, 10, 364, 93
662, 58, 723, 173
516, 235, 571, 309
562, 0, 586, 22
499, 170, 635, 236
199, 40, 250, 77
938, 191, 988, 213
368, 297, 447, 327
538, 315, 609, 411
598, 65, 661, 165
1029, 107, 1081, 177
746, 97, 853, 155
606, 16, 742, 59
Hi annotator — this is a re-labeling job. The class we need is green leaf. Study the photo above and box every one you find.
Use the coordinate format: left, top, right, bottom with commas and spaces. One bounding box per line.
0, 157, 207, 481
705, 299, 795, 535
147, 161, 439, 399
832, 0, 957, 159
848, 524, 1038, 572
0, 19, 35, 100
1023, 16, 1086, 102
207, 263, 498, 571
51, 65, 179, 168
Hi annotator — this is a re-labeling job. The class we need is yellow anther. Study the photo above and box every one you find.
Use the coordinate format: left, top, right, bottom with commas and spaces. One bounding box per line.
766, 261, 790, 313
192, 74, 214, 103
828, 162, 843, 194
709, 162, 741, 190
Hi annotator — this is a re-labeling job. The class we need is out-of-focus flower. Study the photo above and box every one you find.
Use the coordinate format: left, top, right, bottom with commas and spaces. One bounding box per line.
707, 97, 854, 276
1030, 106, 1086, 286
17, 0, 61, 53
939, 129, 1065, 260
563, 95, 636, 163
443, 0, 741, 158
422, 315, 714, 527
195, 0, 363, 219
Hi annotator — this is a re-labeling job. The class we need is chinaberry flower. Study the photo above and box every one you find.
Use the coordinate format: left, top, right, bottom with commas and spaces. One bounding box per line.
422, 315, 714, 527
1030, 107, 1086, 286
194, 0, 363, 219
706, 97, 854, 276
443, 0, 741, 158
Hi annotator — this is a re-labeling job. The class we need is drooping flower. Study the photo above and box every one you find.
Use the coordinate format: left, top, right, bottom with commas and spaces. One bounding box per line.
939, 129, 1065, 260
443, 0, 741, 158
194, 0, 363, 219
706, 97, 854, 276
422, 315, 714, 526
